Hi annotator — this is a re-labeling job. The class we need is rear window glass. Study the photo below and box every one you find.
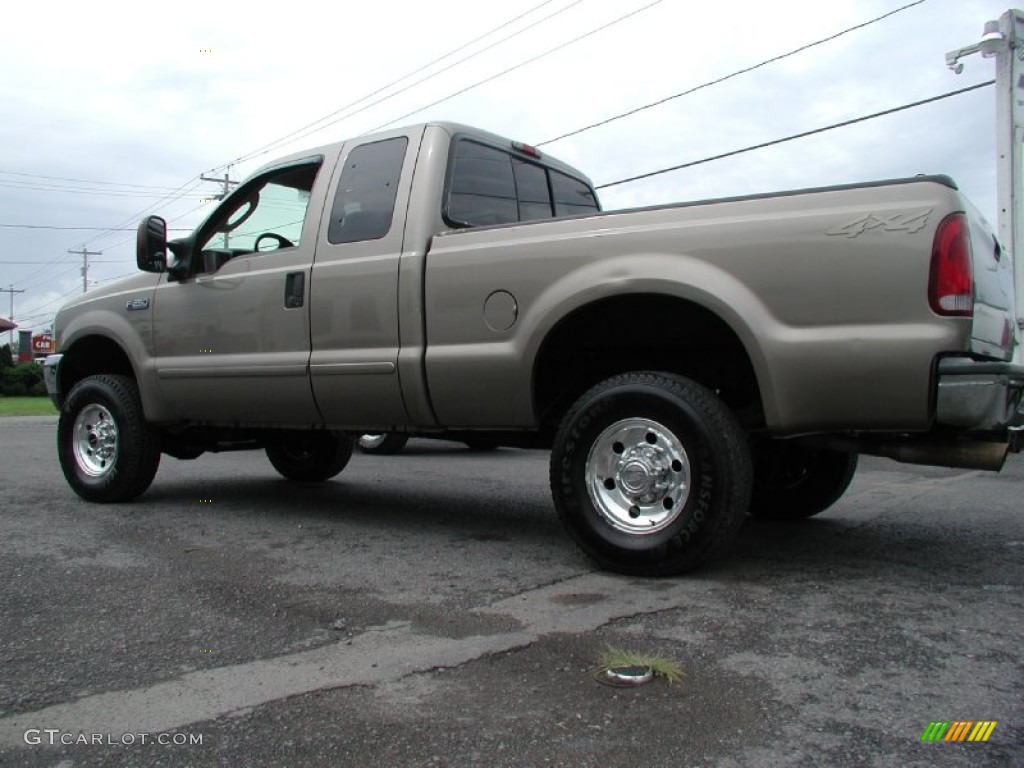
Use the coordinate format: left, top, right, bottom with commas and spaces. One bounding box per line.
328, 137, 408, 244
448, 142, 519, 226
446, 138, 597, 228
551, 170, 600, 217
513, 160, 552, 221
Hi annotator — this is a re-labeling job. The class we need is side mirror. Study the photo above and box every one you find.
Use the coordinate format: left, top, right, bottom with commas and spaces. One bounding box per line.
136, 216, 167, 273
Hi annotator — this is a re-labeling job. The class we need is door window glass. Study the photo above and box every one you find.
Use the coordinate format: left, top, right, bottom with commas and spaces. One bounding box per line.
200, 162, 320, 256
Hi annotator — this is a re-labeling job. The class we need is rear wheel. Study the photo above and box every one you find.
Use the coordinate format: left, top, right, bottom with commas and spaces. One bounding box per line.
57, 374, 161, 502
267, 431, 354, 481
749, 443, 857, 520
550, 372, 752, 576
357, 433, 409, 455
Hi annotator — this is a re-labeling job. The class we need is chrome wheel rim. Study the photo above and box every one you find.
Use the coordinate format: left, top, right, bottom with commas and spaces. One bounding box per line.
72, 404, 119, 478
585, 417, 691, 535
359, 433, 387, 450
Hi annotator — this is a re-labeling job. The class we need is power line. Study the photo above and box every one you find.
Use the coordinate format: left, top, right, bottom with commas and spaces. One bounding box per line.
538, 0, 929, 146
0, 224, 192, 232
0, 181, 208, 199
56, 4, 581, 249
596, 80, 995, 190
14, 251, 88, 293
199, 172, 239, 201
369, 0, 665, 134
15, 263, 83, 296
91, 199, 213, 261
0, 260, 120, 264
94, 271, 136, 285
211, 0, 574, 170
74, 178, 208, 251
0, 169, 201, 191
16, 283, 84, 318
25, 1, 645, 252
9, 183, 208, 297
11, 87, 995, 319
0, 0, 953, 304
19, 267, 139, 327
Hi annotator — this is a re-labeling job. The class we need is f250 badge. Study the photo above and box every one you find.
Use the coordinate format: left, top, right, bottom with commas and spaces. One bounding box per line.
125, 298, 150, 311
827, 209, 932, 239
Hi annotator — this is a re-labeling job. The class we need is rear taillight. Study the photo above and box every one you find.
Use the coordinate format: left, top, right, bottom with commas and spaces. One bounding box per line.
928, 213, 973, 317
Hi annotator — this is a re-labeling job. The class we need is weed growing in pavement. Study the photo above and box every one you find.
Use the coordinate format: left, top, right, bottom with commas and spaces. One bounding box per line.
597, 645, 685, 684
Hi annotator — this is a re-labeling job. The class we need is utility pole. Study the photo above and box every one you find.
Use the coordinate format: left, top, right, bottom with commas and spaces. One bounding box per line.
200, 168, 238, 201
201, 168, 239, 247
947, 9, 1024, 366
68, 247, 103, 293
2, 284, 25, 349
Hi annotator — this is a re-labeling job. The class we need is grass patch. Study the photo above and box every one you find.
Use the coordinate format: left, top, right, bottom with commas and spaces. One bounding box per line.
598, 645, 685, 684
0, 396, 58, 417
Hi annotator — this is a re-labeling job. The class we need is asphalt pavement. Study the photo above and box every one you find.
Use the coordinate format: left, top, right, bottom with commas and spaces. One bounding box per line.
0, 416, 1021, 767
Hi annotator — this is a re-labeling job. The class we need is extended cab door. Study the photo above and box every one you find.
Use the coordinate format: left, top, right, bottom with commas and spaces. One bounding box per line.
306, 128, 424, 429
151, 155, 333, 425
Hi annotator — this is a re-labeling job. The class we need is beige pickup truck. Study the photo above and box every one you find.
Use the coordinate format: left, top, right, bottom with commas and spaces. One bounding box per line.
44, 121, 1024, 575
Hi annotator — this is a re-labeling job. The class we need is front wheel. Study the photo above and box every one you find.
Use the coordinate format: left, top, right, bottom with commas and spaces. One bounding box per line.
749, 443, 857, 520
550, 372, 752, 576
266, 431, 354, 481
57, 375, 161, 502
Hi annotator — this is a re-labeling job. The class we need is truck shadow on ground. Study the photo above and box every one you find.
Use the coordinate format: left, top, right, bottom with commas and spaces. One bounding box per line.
724, 515, 1012, 585
137, 473, 1011, 582
143, 473, 563, 545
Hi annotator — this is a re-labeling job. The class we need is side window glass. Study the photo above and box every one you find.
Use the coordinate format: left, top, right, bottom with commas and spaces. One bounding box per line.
551, 170, 600, 217
328, 137, 408, 244
447, 141, 518, 226
200, 162, 320, 256
513, 159, 553, 221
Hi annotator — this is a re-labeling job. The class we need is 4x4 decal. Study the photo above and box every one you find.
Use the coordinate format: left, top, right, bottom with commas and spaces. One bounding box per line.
827, 209, 932, 238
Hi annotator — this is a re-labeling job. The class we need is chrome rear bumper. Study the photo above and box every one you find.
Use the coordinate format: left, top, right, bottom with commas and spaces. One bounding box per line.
935, 357, 1024, 434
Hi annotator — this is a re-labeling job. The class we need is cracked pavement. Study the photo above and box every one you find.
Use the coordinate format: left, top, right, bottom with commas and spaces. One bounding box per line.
0, 418, 1021, 766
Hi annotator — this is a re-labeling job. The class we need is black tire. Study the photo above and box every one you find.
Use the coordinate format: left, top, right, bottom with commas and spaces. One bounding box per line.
356, 433, 409, 455
749, 443, 858, 520
267, 431, 354, 481
57, 374, 161, 502
550, 372, 752, 576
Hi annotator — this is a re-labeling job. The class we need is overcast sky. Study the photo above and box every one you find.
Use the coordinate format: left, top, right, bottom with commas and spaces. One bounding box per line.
0, 0, 1014, 336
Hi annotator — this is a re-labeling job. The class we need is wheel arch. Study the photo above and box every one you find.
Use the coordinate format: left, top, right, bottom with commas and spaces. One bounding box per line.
532, 292, 766, 434
56, 329, 170, 421
58, 334, 136, 397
